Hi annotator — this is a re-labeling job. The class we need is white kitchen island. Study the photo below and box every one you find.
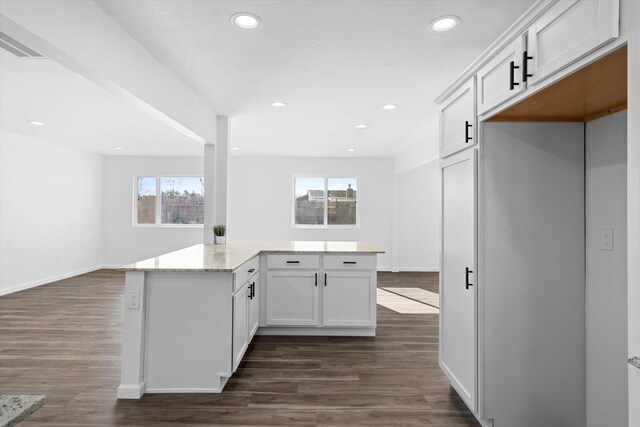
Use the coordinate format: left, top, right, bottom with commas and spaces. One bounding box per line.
117, 241, 384, 399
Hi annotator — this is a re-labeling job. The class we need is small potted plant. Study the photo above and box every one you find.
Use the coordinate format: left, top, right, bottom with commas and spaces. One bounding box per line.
213, 225, 226, 245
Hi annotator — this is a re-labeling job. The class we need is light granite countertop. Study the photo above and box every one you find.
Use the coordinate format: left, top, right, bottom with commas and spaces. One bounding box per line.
0, 395, 45, 427
123, 241, 385, 272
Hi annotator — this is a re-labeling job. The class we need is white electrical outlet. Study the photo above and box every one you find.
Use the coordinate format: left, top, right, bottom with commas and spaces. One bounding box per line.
601, 228, 613, 251
127, 291, 140, 309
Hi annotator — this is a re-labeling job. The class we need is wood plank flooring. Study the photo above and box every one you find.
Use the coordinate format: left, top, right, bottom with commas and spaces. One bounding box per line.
0, 270, 479, 426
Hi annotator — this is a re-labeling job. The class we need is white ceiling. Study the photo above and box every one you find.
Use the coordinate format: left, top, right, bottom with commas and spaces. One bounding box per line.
96, 0, 536, 157
0, 0, 536, 158
0, 49, 204, 156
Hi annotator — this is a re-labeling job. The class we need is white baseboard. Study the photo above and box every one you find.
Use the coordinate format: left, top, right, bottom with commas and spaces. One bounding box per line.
380, 267, 440, 273
0, 265, 104, 297
101, 264, 125, 269
257, 327, 376, 336
116, 383, 145, 399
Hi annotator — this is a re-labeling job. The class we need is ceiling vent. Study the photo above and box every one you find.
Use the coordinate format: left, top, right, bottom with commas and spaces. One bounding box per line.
0, 31, 45, 58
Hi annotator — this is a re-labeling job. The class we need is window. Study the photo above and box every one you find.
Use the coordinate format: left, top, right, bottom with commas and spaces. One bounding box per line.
135, 176, 204, 226
293, 176, 357, 227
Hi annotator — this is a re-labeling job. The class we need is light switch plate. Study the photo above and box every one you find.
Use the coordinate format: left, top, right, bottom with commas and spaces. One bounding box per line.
601, 228, 613, 251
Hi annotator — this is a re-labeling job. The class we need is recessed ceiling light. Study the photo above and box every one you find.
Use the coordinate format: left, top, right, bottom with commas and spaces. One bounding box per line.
231, 12, 262, 30
382, 104, 397, 110
271, 102, 286, 107
113, 146, 124, 150
347, 148, 356, 152
28, 121, 44, 126
430, 16, 460, 33
231, 147, 240, 151
355, 124, 368, 130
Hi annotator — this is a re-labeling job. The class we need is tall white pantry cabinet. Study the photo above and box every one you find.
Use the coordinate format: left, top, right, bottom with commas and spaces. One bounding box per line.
437, 1, 636, 426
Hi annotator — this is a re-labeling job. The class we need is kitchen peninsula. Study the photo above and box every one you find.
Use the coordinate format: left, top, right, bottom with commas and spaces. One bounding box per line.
117, 241, 384, 399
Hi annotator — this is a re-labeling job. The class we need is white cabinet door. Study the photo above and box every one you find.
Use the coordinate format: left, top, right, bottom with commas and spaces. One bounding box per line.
232, 283, 249, 372
266, 271, 319, 326
527, 0, 619, 86
248, 278, 259, 339
477, 34, 526, 115
440, 77, 476, 158
322, 271, 376, 327
440, 148, 476, 412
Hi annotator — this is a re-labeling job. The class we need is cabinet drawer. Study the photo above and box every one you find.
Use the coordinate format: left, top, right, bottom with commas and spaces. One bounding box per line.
323, 255, 376, 270
267, 254, 319, 270
233, 256, 259, 292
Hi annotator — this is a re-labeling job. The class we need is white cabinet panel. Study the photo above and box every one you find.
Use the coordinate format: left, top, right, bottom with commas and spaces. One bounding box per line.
528, 0, 619, 86
477, 34, 526, 115
248, 278, 259, 339
440, 77, 476, 158
440, 148, 476, 412
232, 283, 249, 372
266, 271, 319, 326
323, 271, 376, 327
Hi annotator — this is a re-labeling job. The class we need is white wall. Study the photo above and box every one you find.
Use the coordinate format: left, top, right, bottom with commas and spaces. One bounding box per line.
228, 157, 393, 270
586, 110, 628, 427
393, 117, 439, 175
101, 156, 204, 266
0, 131, 103, 295
394, 159, 440, 271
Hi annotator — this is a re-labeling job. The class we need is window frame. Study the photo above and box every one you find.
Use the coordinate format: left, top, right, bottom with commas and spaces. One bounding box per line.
133, 174, 205, 228
291, 174, 360, 229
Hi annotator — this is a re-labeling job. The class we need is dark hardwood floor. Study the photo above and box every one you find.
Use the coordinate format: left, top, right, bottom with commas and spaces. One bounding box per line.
0, 270, 478, 426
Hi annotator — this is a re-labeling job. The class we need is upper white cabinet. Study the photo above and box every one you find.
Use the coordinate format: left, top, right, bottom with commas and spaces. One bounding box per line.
477, 33, 526, 115
440, 148, 477, 412
440, 77, 476, 158
527, 0, 620, 86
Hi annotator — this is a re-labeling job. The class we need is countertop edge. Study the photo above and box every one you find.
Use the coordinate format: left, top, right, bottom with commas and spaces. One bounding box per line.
119, 246, 385, 273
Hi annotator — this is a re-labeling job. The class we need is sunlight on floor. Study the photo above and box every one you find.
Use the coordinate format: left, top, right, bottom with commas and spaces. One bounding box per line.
376, 288, 440, 314
381, 287, 440, 308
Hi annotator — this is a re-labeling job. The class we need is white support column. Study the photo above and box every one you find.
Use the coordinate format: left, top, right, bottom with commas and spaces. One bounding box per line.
203, 144, 216, 244
117, 271, 146, 399
215, 116, 229, 231
203, 116, 229, 244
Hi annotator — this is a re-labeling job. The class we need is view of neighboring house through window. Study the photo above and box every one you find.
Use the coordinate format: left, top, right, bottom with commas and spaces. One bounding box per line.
135, 176, 204, 225
294, 176, 357, 227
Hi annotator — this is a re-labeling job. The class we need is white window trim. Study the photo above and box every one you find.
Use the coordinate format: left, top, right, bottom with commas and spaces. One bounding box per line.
133, 174, 205, 228
291, 174, 360, 229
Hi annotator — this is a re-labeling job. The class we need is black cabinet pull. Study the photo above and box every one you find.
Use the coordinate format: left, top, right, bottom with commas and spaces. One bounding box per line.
522, 50, 533, 82
509, 61, 520, 90
251, 282, 255, 298
315, 273, 318, 287
248, 268, 255, 273
286, 260, 300, 264
324, 273, 327, 286
465, 268, 473, 290
343, 261, 357, 264
465, 121, 473, 143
